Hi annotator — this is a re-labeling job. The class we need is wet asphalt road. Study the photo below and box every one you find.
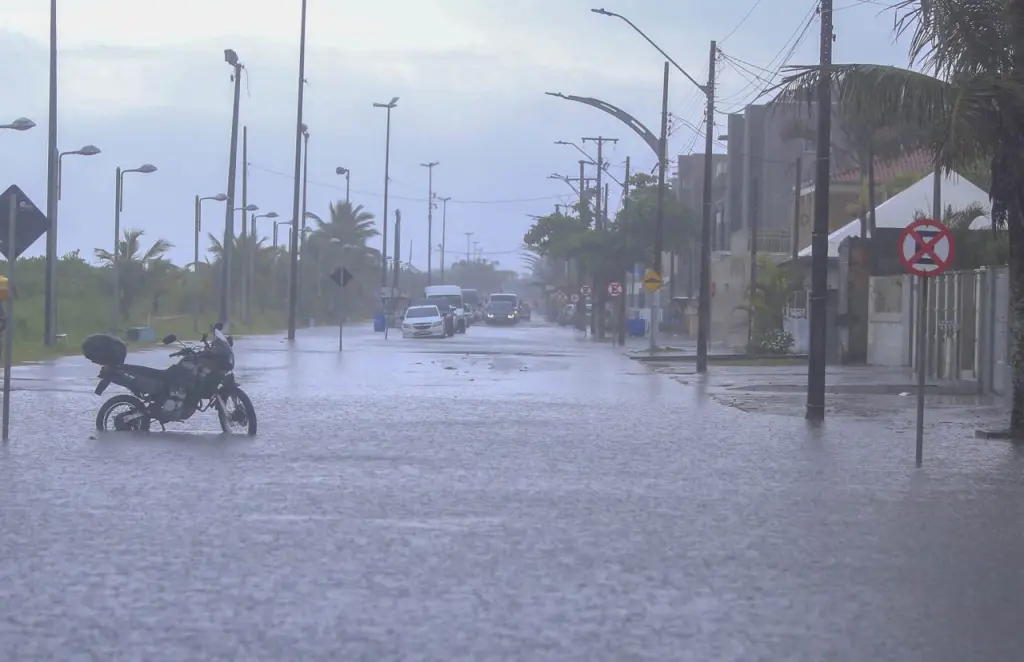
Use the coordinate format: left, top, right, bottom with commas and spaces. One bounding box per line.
1, 321, 1024, 661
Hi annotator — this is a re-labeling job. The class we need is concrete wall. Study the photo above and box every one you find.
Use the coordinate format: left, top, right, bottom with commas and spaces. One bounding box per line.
867, 267, 1012, 397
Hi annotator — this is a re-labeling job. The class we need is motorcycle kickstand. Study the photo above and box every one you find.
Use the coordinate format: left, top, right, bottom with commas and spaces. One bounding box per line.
159, 422, 166, 431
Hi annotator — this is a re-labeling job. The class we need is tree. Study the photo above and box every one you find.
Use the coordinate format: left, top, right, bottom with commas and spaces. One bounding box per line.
782, 0, 1024, 432
309, 201, 379, 256
94, 229, 173, 322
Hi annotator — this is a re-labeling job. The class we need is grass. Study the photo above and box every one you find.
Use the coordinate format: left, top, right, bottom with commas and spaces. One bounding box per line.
6, 296, 290, 364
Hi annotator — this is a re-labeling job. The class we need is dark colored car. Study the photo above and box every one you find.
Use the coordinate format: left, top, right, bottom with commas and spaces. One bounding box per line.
484, 301, 518, 325
519, 303, 532, 321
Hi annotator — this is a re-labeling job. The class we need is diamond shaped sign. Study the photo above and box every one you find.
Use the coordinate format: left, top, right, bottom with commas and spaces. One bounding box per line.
0, 185, 49, 259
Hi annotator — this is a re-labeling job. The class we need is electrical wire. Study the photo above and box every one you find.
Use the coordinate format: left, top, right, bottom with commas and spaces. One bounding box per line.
720, 0, 766, 44
247, 163, 566, 205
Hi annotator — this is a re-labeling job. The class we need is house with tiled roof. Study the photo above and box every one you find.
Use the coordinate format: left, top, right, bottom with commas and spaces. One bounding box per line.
793, 148, 934, 254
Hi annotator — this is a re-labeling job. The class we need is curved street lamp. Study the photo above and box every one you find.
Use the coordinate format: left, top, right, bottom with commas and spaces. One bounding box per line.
373, 97, 399, 287
335, 167, 350, 204
111, 164, 158, 329
0, 118, 35, 131
45, 143, 102, 345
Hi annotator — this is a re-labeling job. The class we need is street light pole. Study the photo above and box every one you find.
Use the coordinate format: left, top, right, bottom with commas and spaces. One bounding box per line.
112, 164, 157, 331
194, 193, 228, 331
374, 97, 399, 287
246, 211, 278, 325
437, 196, 451, 283
421, 161, 439, 285
335, 167, 350, 205
221, 48, 243, 331
287, 0, 308, 341
49, 144, 100, 344
43, 0, 58, 347
589, 8, 716, 371
464, 232, 474, 264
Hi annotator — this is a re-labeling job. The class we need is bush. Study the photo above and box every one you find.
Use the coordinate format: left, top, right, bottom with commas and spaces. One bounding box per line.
748, 329, 794, 356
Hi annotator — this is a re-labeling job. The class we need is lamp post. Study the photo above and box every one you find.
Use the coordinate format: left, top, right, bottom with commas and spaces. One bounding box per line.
221, 47, 244, 331
373, 97, 399, 287
300, 124, 310, 253
46, 144, 100, 344
245, 211, 278, 325
335, 167, 350, 205
0, 118, 35, 132
420, 161, 439, 284
590, 7, 715, 371
437, 196, 451, 284
112, 164, 157, 331
193, 193, 228, 331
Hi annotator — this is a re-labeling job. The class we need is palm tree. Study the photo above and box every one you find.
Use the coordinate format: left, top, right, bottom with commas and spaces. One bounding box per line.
782, 0, 1024, 432
94, 229, 173, 322
309, 201, 379, 255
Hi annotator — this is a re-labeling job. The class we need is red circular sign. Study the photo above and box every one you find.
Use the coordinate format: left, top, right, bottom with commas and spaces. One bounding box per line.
607, 282, 622, 296
898, 218, 955, 277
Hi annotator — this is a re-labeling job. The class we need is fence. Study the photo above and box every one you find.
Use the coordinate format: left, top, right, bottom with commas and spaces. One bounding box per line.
866, 266, 1010, 396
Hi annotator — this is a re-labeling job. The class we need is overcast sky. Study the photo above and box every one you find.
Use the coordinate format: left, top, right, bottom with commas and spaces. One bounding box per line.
0, 0, 908, 272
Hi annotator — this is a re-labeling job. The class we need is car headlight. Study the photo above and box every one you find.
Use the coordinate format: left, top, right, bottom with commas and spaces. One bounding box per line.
486, 313, 494, 317
507, 314, 514, 319
432, 321, 443, 327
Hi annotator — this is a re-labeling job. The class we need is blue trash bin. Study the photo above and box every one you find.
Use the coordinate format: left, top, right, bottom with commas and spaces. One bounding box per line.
627, 317, 646, 337
373, 314, 386, 332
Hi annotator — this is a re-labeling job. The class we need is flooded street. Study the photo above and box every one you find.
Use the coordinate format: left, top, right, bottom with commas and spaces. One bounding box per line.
1, 323, 1022, 661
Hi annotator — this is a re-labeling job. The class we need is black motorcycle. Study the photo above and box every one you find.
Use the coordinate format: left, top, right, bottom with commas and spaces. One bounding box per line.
84, 325, 257, 435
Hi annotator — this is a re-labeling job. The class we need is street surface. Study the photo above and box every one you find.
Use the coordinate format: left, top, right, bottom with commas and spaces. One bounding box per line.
1, 321, 1023, 661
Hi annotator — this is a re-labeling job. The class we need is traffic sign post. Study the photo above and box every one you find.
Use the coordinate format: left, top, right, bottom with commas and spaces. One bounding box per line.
607, 282, 622, 297
899, 218, 955, 467
642, 270, 662, 293
2, 191, 17, 441
330, 267, 353, 351
580, 285, 592, 297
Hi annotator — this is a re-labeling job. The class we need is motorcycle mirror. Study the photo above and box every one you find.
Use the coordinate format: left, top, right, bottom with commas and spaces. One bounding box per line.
201, 333, 208, 342
162, 334, 177, 345
226, 335, 234, 347
213, 322, 224, 331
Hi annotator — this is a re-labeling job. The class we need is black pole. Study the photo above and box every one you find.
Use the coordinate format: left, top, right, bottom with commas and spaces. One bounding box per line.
618, 156, 630, 346
220, 57, 242, 329
792, 157, 802, 262
239, 125, 248, 322
287, 0, 307, 341
393, 210, 402, 293
381, 109, 392, 286
43, 0, 58, 346
696, 41, 716, 373
193, 194, 200, 333
806, 0, 833, 420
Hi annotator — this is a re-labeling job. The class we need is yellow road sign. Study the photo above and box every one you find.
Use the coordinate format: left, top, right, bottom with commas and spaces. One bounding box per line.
642, 270, 662, 292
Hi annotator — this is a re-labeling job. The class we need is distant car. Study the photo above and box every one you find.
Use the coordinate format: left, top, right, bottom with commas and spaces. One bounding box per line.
519, 303, 532, 321
558, 303, 575, 326
401, 305, 448, 339
484, 301, 518, 326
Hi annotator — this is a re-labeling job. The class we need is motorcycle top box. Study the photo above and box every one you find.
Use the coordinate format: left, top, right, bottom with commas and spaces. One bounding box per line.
82, 334, 128, 366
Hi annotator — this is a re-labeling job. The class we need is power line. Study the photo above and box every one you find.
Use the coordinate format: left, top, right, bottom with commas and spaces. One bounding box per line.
720, 0, 766, 44
247, 162, 567, 205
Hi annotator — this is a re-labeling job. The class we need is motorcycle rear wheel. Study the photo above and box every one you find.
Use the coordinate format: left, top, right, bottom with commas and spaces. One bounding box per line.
215, 387, 257, 436
96, 394, 152, 432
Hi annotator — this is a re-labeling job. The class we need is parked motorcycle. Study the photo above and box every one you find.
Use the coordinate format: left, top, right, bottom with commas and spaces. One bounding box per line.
84, 324, 258, 435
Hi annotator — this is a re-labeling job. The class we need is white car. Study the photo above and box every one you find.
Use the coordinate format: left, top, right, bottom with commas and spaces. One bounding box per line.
401, 305, 448, 339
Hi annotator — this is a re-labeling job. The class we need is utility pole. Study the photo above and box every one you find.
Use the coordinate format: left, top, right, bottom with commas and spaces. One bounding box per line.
393, 210, 402, 294
286, 1, 307, 341
221, 50, 243, 331
438, 196, 451, 283
464, 232, 474, 264
421, 161, 439, 284
792, 157, 802, 262
696, 43, 717, 373
618, 156, 630, 346
582, 136, 617, 340
240, 125, 248, 321
652, 61, 670, 353
806, 1, 833, 420
747, 177, 759, 346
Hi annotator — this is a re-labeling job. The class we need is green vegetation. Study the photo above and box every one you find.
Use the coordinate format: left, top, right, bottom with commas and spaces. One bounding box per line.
739, 257, 797, 355
782, 0, 1024, 432
2, 199, 386, 363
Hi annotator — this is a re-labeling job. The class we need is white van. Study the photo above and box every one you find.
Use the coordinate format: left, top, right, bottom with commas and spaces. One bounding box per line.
424, 285, 467, 334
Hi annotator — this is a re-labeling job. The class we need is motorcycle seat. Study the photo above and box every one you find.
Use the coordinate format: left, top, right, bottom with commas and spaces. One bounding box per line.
120, 364, 170, 380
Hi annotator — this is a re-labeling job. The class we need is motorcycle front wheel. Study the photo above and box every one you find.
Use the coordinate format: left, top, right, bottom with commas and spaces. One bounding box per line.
96, 394, 152, 432
215, 387, 257, 436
